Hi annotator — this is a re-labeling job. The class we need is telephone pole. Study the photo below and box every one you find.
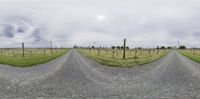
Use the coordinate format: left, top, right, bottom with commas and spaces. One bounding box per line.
22, 42, 24, 57
123, 38, 126, 59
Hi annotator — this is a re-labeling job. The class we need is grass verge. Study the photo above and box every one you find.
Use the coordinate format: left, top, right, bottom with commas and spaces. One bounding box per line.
0, 49, 69, 67
79, 49, 169, 68
179, 50, 200, 63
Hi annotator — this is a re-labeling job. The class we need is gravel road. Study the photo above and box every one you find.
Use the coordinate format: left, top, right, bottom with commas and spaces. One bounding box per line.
0, 50, 200, 99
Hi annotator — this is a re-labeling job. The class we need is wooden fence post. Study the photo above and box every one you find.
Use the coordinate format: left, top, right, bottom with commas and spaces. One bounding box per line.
123, 39, 126, 59
22, 42, 25, 57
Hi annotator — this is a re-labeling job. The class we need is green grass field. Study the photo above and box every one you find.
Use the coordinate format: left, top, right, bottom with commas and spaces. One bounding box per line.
79, 48, 169, 68
179, 49, 200, 63
0, 48, 69, 67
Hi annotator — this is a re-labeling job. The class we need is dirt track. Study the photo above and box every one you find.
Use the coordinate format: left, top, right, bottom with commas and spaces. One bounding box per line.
0, 50, 200, 99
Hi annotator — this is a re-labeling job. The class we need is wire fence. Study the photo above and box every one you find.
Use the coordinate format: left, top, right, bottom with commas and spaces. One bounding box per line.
0, 39, 199, 49
0, 39, 199, 58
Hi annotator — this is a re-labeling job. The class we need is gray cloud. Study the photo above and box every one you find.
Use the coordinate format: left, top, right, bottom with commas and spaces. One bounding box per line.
3, 24, 15, 38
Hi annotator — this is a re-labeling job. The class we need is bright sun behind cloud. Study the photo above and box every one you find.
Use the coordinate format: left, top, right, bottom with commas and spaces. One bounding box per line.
97, 15, 105, 20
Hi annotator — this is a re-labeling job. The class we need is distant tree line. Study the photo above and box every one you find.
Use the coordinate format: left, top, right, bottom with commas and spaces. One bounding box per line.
111, 46, 129, 50
156, 46, 172, 49
74, 45, 189, 50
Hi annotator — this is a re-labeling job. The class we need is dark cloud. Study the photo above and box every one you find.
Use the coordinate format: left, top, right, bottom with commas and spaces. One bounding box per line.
3, 24, 15, 38
1, 16, 31, 38
17, 27, 25, 33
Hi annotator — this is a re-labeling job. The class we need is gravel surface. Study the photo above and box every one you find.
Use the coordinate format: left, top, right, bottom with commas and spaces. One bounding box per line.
0, 50, 200, 99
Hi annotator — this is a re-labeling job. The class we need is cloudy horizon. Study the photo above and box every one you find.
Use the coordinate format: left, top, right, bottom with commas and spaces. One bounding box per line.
0, 0, 200, 48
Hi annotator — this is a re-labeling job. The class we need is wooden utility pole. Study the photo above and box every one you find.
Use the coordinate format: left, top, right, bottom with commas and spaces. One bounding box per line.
123, 39, 126, 59
22, 42, 24, 57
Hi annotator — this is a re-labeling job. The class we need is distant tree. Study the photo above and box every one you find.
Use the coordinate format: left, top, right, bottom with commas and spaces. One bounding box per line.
126, 46, 129, 49
121, 46, 124, 49
167, 46, 172, 49
160, 46, 166, 49
92, 46, 95, 48
73, 45, 78, 48
111, 46, 116, 49
117, 46, 121, 50
179, 45, 186, 49
156, 46, 159, 49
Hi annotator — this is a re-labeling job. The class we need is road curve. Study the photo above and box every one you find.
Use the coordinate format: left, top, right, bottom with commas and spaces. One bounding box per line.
0, 50, 200, 98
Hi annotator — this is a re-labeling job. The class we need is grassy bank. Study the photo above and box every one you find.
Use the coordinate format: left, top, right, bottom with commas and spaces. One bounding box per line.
179, 49, 200, 63
0, 48, 69, 67
79, 49, 169, 68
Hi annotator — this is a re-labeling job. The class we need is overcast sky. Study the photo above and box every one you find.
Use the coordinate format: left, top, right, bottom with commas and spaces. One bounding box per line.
0, 0, 200, 48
